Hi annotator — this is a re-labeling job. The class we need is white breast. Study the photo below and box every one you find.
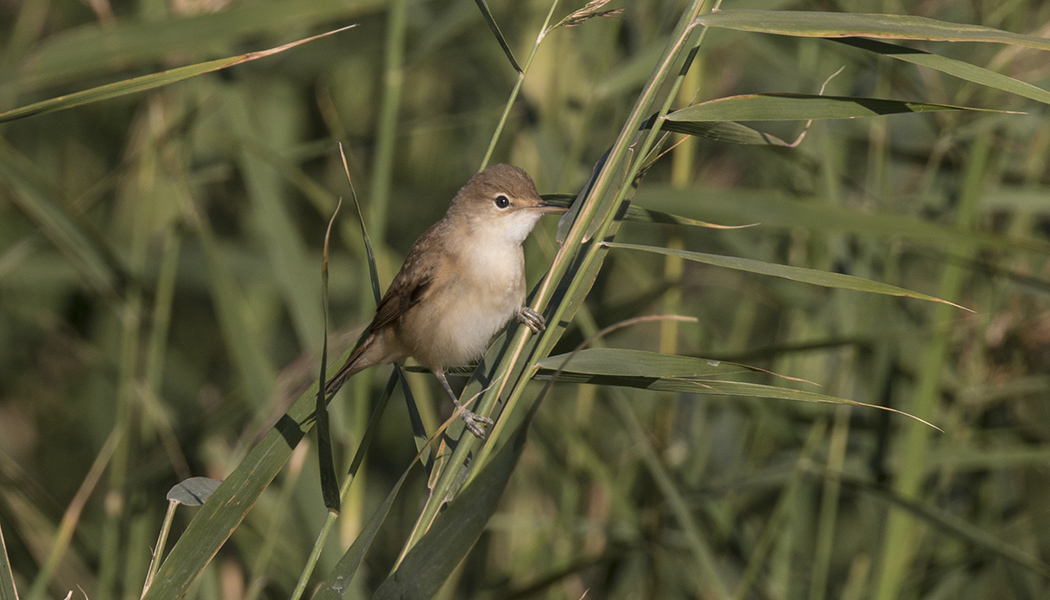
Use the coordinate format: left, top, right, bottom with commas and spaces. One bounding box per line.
442, 235, 525, 362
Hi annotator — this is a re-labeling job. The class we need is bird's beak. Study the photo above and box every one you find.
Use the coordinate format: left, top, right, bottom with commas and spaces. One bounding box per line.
535, 200, 569, 214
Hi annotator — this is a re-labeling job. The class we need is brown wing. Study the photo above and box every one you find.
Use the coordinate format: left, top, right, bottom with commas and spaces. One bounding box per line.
366, 242, 436, 332
369, 273, 430, 331
365, 214, 456, 332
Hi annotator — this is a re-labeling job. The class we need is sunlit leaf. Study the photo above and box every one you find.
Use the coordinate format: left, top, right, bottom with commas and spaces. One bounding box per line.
664, 93, 1006, 124
696, 10, 1050, 50
604, 241, 970, 310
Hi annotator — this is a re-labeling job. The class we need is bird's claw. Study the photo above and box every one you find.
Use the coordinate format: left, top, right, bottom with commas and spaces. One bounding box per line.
517, 306, 546, 334
460, 410, 494, 439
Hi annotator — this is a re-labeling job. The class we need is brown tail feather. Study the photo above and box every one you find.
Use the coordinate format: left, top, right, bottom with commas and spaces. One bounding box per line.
324, 336, 372, 396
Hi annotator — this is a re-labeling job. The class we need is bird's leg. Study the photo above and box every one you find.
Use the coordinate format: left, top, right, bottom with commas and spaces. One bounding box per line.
516, 306, 546, 334
434, 371, 493, 438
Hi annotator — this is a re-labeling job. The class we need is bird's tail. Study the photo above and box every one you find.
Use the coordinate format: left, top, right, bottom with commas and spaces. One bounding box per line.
324, 336, 373, 396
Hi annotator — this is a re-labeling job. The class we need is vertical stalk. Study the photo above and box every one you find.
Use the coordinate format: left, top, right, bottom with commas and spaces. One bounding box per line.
89, 108, 157, 600
872, 131, 990, 600
808, 405, 850, 600
369, 0, 408, 234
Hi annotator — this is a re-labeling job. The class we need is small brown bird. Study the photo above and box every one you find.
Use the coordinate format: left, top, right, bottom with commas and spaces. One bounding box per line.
325, 164, 564, 437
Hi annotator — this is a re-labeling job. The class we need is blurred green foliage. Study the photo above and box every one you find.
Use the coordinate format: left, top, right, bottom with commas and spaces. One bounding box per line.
2, 0, 1050, 599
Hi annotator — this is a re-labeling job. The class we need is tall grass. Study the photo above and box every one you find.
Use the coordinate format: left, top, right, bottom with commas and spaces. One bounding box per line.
2, 1, 1050, 599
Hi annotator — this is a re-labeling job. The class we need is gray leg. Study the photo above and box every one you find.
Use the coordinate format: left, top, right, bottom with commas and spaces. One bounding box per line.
434, 371, 493, 438
516, 306, 546, 334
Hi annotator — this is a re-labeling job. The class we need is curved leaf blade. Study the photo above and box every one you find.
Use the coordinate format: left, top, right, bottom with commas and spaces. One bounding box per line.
533, 372, 937, 429
9, 0, 382, 91
834, 38, 1050, 106
537, 348, 753, 378
473, 0, 522, 72
664, 93, 1007, 123
604, 241, 970, 310
696, 10, 1050, 51
0, 25, 356, 124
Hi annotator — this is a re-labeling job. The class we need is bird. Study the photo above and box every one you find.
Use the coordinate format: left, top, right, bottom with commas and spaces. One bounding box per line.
325, 164, 564, 437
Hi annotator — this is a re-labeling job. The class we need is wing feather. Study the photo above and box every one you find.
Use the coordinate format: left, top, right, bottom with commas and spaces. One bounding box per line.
366, 227, 445, 331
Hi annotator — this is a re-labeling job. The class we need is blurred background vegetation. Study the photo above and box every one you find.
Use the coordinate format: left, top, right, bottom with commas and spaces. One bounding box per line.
2, 0, 1050, 598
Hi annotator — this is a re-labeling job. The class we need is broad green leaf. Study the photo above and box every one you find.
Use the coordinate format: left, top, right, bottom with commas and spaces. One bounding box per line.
166, 478, 223, 506
537, 348, 754, 378
664, 93, 1004, 123
604, 241, 969, 310
0, 26, 356, 124
372, 405, 530, 599
142, 403, 312, 599
833, 38, 1050, 106
696, 10, 1050, 51
659, 93, 1007, 145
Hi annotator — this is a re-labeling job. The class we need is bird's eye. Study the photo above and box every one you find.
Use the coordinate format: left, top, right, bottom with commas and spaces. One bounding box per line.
494, 194, 510, 209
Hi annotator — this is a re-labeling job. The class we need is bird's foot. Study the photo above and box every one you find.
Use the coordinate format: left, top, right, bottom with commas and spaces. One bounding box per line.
459, 409, 494, 439
517, 306, 546, 334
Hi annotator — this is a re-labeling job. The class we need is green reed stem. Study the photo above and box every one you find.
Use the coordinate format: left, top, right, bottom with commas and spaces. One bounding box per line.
478, 0, 562, 172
